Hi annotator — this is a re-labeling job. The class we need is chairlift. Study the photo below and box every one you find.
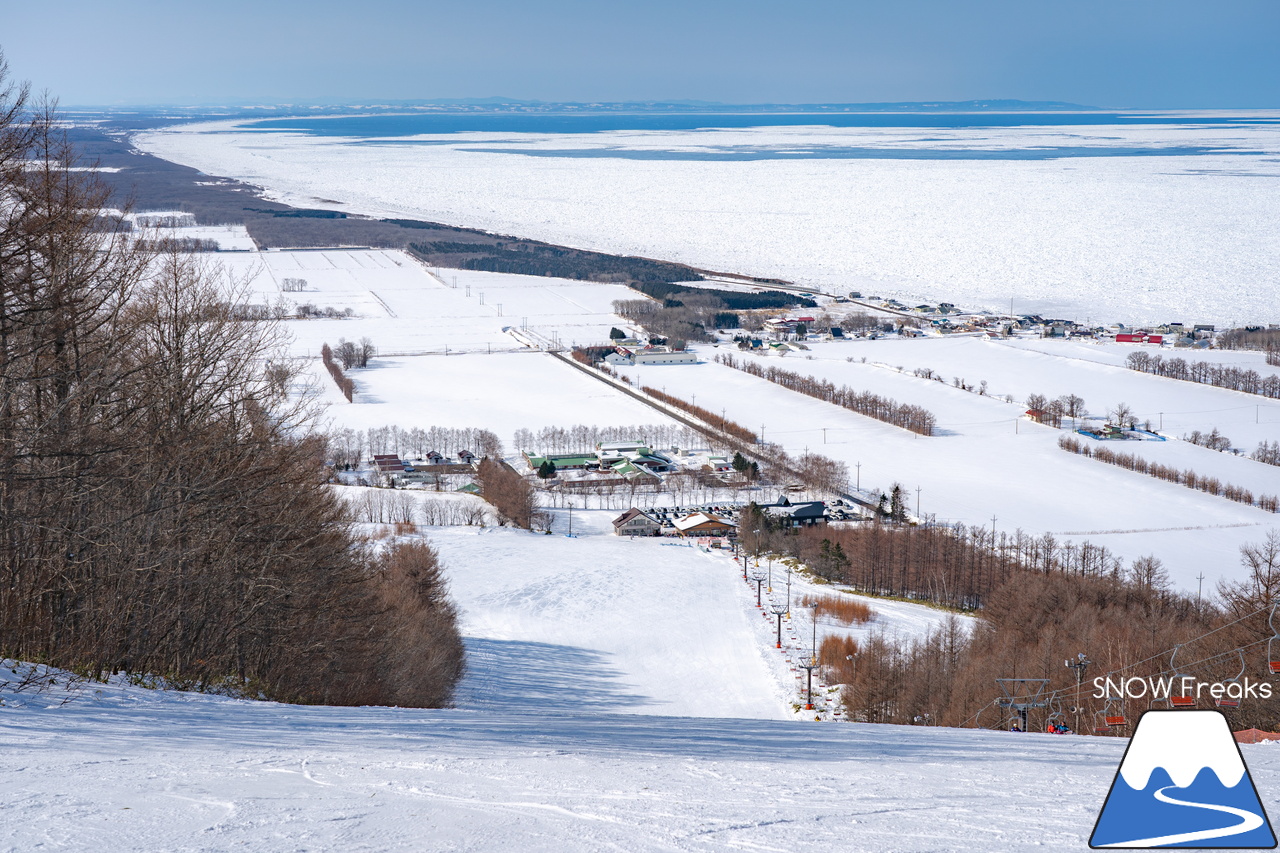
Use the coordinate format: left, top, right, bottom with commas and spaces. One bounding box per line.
1045, 697, 1069, 734
1169, 644, 1196, 708
1216, 650, 1246, 709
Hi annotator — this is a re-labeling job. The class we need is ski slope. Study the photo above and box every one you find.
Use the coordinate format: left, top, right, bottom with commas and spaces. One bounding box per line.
2, 521, 1233, 853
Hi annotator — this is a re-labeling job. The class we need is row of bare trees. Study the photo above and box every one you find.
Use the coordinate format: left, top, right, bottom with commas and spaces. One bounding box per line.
1059, 435, 1280, 512
0, 60, 462, 706
1126, 351, 1280, 399
349, 488, 494, 527
513, 423, 703, 455
717, 354, 936, 436
327, 425, 503, 468
642, 386, 760, 444
320, 342, 354, 402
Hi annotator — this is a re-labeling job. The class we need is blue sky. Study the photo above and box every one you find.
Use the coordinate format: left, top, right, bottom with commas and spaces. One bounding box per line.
5, 0, 1280, 107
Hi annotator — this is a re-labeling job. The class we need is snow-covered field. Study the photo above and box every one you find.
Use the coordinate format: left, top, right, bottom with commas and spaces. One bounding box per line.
164, 245, 1280, 591
137, 116, 1280, 326
613, 340, 1280, 591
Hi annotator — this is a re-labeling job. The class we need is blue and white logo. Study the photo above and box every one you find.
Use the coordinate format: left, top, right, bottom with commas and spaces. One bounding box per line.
1091, 710, 1276, 848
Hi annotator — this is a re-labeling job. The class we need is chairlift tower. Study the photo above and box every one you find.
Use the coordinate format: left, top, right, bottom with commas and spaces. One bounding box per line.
769, 602, 788, 649
996, 678, 1049, 732
798, 649, 819, 710
750, 570, 767, 608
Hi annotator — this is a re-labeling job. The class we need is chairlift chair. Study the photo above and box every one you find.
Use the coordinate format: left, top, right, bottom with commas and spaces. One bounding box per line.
1169, 644, 1196, 708
1045, 698, 1068, 733
1099, 694, 1126, 730
1216, 650, 1247, 709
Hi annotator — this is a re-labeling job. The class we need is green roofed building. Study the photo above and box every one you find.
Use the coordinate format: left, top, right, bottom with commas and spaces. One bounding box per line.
522, 451, 598, 470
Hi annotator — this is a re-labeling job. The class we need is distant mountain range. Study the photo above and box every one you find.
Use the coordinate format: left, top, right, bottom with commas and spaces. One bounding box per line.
69, 98, 1102, 115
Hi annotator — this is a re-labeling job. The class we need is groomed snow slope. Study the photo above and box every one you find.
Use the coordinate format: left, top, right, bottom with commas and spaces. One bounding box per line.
2, 690, 1162, 853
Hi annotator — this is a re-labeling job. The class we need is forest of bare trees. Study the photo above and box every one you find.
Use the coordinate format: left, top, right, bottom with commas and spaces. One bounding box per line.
752, 502, 1280, 731
833, 534, 1280, 733
0, 58, 463, 706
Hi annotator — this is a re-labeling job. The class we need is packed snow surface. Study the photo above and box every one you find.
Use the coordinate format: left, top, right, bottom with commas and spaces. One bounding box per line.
137, 116, 1280, 326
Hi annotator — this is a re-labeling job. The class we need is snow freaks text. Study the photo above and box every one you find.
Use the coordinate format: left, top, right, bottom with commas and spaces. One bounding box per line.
1094, 676, 1273, 703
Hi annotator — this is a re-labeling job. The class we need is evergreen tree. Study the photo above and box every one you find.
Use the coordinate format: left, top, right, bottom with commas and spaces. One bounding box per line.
889, 484, 907, 522
609, 327, 626, 340
537, 459, 557, 479
731, 451, 749, 472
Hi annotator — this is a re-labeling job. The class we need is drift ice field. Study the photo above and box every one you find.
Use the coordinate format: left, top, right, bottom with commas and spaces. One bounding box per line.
137, 115, 1280, 326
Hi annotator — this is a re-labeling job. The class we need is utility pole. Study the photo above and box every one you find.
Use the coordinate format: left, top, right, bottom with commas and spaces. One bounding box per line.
1197, 572, 1206, 610
855, 461, 861, 491
915, 486, 921, 518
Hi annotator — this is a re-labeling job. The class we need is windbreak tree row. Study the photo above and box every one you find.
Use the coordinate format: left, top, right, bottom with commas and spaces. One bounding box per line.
716, 354, 936, 436
1058, 435, 1279, 513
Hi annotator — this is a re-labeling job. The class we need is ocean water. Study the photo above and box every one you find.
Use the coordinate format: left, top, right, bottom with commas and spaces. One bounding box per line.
139, 111, 1280, 325
242, 111, 1280, 137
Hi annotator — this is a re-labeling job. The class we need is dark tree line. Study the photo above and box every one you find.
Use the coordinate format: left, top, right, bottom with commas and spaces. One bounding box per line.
628, 281, 814, 311
1126, 351, 1280, 399
717, 354, 937, 436
408, 240, 700, 283
1059, 435, 1279, 513
320, 342, 355, 402
0, 59, 463, 706
1218, 327, 1280, 366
